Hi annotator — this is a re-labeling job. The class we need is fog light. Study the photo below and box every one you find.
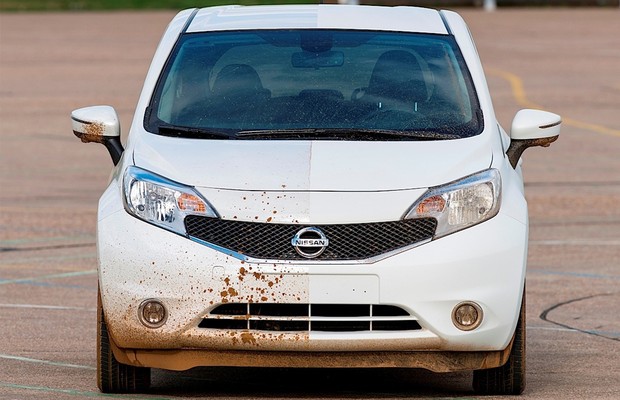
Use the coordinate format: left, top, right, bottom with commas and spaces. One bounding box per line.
139, 299, 167, 328
452, 302, 483, 331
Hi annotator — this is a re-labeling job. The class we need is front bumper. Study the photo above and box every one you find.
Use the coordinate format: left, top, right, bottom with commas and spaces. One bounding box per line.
98, 188, 527, 363
109, 338, 512, 372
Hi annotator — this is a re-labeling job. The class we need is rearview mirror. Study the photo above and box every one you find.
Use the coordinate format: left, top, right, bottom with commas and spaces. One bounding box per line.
506, 109, 561, 168
71, 105, 124, 165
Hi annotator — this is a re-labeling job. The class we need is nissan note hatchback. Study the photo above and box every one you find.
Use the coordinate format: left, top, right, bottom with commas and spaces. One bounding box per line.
71, 4, 561, 395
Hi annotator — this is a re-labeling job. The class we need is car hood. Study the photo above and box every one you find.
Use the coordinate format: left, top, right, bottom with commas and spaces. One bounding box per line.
131, 134, 492, 191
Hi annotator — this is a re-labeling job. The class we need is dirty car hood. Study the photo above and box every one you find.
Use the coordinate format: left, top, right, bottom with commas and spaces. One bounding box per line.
132, 134, 492, 191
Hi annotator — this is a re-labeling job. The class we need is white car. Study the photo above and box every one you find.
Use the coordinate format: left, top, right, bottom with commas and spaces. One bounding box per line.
72, 4, 560, 395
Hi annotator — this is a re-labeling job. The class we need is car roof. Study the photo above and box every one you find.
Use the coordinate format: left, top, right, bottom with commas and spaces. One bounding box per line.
187, 5, 449, 35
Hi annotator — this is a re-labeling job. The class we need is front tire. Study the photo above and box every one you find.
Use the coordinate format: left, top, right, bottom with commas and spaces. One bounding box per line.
473, 290, 526, 395
97, 289, 151, 393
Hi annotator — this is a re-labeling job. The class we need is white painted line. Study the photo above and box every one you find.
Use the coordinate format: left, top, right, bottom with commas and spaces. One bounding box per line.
0, 354, 96, 371
0, 381, 172, 399
0, 253, 97, 266
0, 303, 95, 312
529, 269, 619, 280
527, 326, 580, 333
0, 270, 96, 285
0, 235, 95, 246
528, 325, 620, 339
530, 239, 620, 246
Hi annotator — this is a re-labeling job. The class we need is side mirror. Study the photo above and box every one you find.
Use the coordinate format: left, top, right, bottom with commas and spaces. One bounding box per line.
506, 109, 561, 168
71, 105, 124, 165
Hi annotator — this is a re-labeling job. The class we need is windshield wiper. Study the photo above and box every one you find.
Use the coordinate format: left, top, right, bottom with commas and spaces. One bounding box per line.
236, 128, 460, 141
158, 125, 234, 140
236, 129, 329, 139
353, 129, 461, 140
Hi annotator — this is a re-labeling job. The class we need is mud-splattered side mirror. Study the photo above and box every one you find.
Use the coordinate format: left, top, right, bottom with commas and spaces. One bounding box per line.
507, 109, 561, 168
71, 105, 124, 165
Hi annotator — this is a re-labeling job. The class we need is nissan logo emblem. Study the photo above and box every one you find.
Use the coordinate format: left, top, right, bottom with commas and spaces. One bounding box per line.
291, 227, 329, 259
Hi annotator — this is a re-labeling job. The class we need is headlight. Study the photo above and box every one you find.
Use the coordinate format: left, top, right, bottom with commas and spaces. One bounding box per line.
404, 169, 501, 238
123, 166, 218, 234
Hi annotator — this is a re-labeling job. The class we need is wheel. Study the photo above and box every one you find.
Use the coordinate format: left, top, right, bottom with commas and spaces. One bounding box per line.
97, 289, 151, 393
473, 290, 526, 395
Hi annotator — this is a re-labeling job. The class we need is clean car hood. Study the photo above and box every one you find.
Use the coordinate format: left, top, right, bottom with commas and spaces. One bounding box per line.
132, 134, 492, 191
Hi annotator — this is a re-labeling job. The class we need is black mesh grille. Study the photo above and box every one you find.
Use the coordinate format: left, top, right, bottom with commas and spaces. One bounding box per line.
185, 216, 436, 260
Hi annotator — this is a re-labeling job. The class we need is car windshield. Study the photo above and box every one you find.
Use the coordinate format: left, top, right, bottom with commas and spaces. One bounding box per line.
146, 30, 483, 140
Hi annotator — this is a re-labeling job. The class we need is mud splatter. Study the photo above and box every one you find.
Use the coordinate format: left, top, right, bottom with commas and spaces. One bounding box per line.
240, 332, 257, 346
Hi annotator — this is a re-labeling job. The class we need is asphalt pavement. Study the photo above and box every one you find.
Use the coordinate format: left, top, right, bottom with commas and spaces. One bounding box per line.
0, 8, 619, 400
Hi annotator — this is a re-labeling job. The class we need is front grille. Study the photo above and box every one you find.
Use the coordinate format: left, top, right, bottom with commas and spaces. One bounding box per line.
185, 216, 436, 260
199, 303, 421, 332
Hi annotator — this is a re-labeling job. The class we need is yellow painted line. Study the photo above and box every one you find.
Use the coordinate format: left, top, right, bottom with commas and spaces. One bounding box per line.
487, 67, 620, 138
487, 67, 541, 109
561, 116, 620, 138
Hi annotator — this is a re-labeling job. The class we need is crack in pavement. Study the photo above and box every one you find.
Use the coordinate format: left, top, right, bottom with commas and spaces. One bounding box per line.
539, 293, 620, 342
0, 243, 95, 253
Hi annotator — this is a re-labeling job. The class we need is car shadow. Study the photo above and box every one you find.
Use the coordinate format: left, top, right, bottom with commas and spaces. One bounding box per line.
151, 367, 474, 398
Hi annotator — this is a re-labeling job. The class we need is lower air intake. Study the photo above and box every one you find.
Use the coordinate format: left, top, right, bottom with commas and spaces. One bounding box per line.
198, 303, 422, 332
